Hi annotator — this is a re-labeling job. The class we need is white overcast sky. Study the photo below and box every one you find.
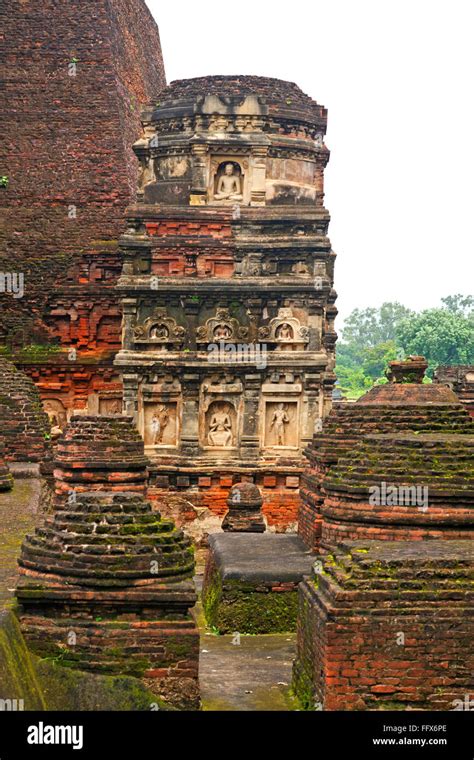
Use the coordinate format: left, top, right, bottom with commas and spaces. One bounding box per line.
146, 0, 474, 326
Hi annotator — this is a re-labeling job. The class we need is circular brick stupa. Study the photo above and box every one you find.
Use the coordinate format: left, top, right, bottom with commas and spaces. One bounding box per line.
53, 415, 149, 503
16, 415, 199, 709
322, 432, 474, 544
299, 357, 474, 549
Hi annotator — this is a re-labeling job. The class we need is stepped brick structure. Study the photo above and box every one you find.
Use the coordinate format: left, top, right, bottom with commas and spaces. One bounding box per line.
293, 358, 474, 710
114, 75, 337, 532
53, 415, 149, 503
322, 432, 474, 544
293, 540, 474, 710
434, 365, 474, 417
222, 482, 266, 533
0, 357, 51, 463
0, 442, 13, 492
16, 416, 200, 709
0, 0, 166, 420
299, 358, 474, 550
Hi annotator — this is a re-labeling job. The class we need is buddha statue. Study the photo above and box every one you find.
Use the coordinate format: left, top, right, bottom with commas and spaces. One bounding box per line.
214, 163, 243, 202
208, 405, 233, 447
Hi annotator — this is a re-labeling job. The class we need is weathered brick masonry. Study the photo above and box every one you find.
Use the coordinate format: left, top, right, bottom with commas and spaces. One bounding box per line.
0, 0, 166, 416
293, 359, 474, 710
0, 357, 50, 463
293, 540, 473, 710
16, 415, 200, 709
299, 361, 473, 550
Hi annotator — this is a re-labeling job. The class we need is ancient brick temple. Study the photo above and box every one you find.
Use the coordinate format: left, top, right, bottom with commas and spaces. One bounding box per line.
293, 359, 474, 710
16, 415, 200, 709
114, 76, 337, 531
1, 0, 165, 420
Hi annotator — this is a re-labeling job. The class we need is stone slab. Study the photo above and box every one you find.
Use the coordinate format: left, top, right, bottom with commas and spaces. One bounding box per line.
208, 533, 314, 583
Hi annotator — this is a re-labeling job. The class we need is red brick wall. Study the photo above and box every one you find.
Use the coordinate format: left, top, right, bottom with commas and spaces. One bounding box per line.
0, 0, 165, 401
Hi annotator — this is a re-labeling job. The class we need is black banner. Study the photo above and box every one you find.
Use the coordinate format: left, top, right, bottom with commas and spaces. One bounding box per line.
0, 710, 472, 758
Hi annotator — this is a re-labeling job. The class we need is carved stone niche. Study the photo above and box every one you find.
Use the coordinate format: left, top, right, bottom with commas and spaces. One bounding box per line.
98, 392, 123, 416
197, 308, 248, 345
209, 157, 250, 206
42, 399, 68, 433
133, 308, 185, 351
139, 377, 181, 449
200, 376, 243, 451
258, 307, 309, 352
262, 399, 299, 449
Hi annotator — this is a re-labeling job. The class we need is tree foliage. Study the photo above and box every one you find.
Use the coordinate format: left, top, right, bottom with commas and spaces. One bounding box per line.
335, 295, 474, 399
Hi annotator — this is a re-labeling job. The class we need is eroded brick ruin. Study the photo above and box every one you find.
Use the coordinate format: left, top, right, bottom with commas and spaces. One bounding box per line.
299, 358, 474, 550
1, 0, 165, 420
0, 357, 50, 464
293, 359, 474, 710
16, 415, 200, 709
1, 0, 472, 715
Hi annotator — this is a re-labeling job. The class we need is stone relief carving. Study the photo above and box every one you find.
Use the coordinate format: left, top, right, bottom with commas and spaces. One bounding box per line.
200, 376, 241, 449
264, 401, 298, 448
144, 402, 177, 447
43, 399, 67, 434
133, 308, 185, 348
258, 307, 309, 351
197, 308, 248, 343
207, 401, 234, 447
98, 396, 122, 415
214, 162, 243, 202
291, 261, 311, 276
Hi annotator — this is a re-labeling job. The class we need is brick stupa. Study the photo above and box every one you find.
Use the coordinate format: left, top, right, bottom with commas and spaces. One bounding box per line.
16, 415, 200, 709
293, 358, 474, 710
52, 415, 149, 502
299, 356, 474, 549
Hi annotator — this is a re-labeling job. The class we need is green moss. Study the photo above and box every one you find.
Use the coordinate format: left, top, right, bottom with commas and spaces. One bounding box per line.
0, 609, 47, 709
35, 659, 172, 710
202, 568, 299, 634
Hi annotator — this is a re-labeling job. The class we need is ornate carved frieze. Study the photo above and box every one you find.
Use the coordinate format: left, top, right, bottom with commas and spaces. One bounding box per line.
197, 308, 249, 344
133, 307, 185, 348
258, 307, 309, 350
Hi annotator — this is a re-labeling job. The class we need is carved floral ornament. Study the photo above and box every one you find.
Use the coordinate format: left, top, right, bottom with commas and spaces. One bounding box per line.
196, 308, 248, 343
133, 308, 185, 344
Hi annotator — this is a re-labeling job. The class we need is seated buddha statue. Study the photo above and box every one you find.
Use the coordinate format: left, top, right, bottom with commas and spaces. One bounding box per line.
214, 163, 243, 201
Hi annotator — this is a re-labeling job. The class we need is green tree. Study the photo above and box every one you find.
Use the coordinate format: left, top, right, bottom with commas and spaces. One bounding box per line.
361, 340, 399, 380
341, 302, 414, 348
441, 293, 474, 316
396, 308, 474, 375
